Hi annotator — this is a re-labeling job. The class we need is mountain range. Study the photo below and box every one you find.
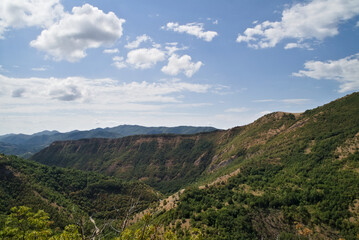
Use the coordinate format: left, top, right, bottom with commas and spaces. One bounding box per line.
0, 125, 217, 158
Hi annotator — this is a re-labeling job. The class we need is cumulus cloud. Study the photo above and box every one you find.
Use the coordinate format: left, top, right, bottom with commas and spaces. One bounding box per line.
163, 22, 218, 42
0, 0, 64, 38
293, 53, 359, 92
1, 75, 89, 102
126, 48, 166, 69
161, 54, 203, 77
30, 4, 125, 62
125, 34, 152, 49
103, 48, 119, 54
237, 0, 359, 49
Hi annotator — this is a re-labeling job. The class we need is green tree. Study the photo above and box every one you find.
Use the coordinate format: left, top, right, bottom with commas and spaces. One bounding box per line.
0, 206, 53, 240
50, 224, 82, 240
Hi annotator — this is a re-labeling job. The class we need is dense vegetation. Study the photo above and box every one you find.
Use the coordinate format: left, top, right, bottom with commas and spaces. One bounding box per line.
149, 93, 359, 239
0, 154, 159, 235
0, 206, 205, 240
2, 92, 359, 239
32, 134, 219, 194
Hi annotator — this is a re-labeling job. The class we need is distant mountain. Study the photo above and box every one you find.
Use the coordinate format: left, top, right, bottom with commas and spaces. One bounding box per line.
31, 92, 359, 238
0, 125, 217, 157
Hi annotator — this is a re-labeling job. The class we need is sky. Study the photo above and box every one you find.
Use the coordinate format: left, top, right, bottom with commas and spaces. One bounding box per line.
0, 0, 359, 135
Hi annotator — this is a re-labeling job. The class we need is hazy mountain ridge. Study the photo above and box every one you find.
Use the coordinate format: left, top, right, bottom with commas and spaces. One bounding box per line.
0, 125, 217, 157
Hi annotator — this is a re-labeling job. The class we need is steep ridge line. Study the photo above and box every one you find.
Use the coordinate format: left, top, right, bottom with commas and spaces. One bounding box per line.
130, 167, 242, 224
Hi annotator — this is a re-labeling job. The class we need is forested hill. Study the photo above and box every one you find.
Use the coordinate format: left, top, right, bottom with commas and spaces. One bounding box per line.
32, 92, 359, 194
5, 92, 359, 239
0, 154, 159, 230
0, 125, 217, 158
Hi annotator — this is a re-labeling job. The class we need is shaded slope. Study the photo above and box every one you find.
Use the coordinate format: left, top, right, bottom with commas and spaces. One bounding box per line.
32, 133, 219, 193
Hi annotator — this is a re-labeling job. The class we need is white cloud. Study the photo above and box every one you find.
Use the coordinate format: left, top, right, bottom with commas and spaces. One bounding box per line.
237, 0, 359, 49
30, 4, 125, 62
260, 110, 272, 115
253, 99, 275, 103
103, 48, 119, 54
0, 0, 64, 38
126, 48, 166, 69
0, 74, 213, 134
293, 53, 359, 93
125, 34, 152, 49
165, 42, 188, 55
356, 21, 359, 27
112, 56, 127, 69
0, 74, 211, 106
213, 19, 219, 25
281, 99, 310, 104
224, 107, 248, 113
163, 22, 218, 42
212, 84, 232, 95
161, 54, 203, 77
284, 42, 312, 50
113, 56, 124, 62
254, 99, 310, 104
31, 67, 47, 71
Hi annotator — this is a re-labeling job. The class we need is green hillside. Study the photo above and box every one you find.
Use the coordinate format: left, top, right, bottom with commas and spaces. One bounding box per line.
0, 154, 159, 232
31, 133, 220, 193
30, 92, 359, 239
150, 93, 359, 239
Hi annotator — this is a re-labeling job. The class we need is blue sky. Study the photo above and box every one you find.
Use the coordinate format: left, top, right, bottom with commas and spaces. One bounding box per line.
0, 0, 359, 134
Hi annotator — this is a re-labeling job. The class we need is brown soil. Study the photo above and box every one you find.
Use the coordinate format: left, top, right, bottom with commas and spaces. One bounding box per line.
305, 140, 315, 154
335, 132, 359, 160
199, 168, 241, 189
